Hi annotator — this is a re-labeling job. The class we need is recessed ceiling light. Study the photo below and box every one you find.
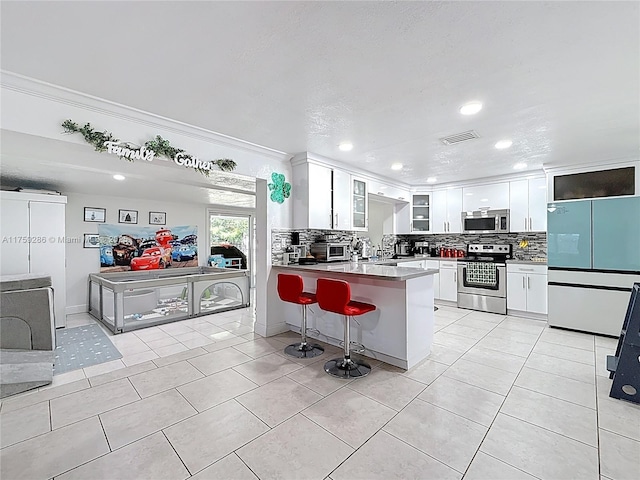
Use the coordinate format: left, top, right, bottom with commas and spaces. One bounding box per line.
459, 102, 483, 115
513, 162, 527, 170
426, 177, 437, 183
338, 142, 353, 152
495, 139, 513, 149
391, 163, 403, 171
465, 193, 473, 196
480, 198, 489, 202
113, 174, 125, 181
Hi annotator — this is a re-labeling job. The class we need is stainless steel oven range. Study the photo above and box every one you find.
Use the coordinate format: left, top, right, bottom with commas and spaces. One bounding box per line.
457, 244, 513, 314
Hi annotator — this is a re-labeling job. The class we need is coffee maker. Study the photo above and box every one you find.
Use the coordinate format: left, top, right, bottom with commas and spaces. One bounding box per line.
414, 241, 430, 256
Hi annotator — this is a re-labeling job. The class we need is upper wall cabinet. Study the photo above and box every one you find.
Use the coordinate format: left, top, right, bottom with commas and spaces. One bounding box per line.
368, 179, 410, 203
352, 177, 368, 231
292, 161, 351, 230
509, 177, 547, 232
410, 193, 431, 232
431, 188, 463, 233
462, 183, 510, 212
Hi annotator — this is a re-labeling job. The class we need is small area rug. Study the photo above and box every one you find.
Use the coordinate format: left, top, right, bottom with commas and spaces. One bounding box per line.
54, 324, 122, 375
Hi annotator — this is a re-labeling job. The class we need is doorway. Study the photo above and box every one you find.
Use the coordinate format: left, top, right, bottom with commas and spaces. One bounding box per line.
208, 212, 255, 287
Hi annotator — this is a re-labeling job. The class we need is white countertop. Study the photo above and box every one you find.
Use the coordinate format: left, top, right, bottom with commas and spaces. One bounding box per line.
272, 262, 439, 281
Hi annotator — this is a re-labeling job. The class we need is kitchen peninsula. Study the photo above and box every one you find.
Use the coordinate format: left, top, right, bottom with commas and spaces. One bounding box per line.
268, 262, 438, 369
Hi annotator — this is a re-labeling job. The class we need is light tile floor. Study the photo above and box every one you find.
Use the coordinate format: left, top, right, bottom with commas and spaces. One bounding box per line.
1, 305, 639, 479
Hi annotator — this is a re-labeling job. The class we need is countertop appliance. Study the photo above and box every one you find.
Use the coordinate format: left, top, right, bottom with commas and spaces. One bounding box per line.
310, 242, 350, 262
462, 209, 510, 234
547, 197, 640, 335
414, 241, 429, 255
457, 243, 513, 314
394, 241, 413, 257
292, 245, 307, 258
282, 252, 300, 265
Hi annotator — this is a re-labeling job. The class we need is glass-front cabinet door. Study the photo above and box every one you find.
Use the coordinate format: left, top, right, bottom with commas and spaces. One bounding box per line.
352, 177, 368, 231
411, 194, 431, 232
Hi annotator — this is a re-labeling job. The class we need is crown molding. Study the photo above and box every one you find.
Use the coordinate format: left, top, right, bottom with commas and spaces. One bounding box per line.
543, 157, 639, 175
289, 151, 413, 191
1, 70, 290, 162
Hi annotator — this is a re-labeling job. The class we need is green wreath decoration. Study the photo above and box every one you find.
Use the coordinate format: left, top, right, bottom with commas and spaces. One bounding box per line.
268, 172, 291, 203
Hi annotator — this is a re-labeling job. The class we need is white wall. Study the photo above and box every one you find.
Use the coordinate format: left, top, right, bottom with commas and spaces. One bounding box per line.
65, 192, 210, 313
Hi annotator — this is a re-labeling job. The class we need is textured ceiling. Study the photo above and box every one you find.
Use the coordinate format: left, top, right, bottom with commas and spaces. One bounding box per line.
1, 1, 639, 185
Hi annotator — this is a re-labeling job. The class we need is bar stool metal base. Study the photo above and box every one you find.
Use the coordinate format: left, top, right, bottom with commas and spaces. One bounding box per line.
284, 342, 324, 358
324, 357, 371, 379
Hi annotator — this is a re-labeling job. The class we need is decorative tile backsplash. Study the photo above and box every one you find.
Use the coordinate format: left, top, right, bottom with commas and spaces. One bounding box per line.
272, 229, 546, 262
271, 229, 367, 264
386, 232, 547, 261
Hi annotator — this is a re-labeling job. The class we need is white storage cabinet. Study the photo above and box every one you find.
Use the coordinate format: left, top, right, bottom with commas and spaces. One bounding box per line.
438, 261, 458, 302
410, 193, 431, 233
351, 176, 369, 232
462, 183, 510, 212
431, 189, 463, 233
292, 161, 352, 230
0, 191, 67, 327
506, 264, 547, 315
509, 177, 547, 232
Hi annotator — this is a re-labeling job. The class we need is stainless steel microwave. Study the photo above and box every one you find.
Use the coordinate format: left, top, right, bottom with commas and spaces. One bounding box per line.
462, 209, 510, 234
309, 242, 350, 262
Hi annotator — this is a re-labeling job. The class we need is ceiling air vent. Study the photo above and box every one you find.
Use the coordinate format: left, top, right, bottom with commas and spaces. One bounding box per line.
440, 130, 480, 145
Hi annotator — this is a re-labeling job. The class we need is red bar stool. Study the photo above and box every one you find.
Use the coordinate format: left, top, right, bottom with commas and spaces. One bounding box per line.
277, 274, 325, 358
316, 278, 376, 379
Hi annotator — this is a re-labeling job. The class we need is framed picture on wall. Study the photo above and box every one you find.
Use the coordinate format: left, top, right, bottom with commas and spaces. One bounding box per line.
149, 211, 166, 225
83, 233, 100, 248
119, 209, 138, 224
84, 207, 106, 223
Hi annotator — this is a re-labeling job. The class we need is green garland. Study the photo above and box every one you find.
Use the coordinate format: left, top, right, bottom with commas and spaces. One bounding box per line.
61, 120, 237, 176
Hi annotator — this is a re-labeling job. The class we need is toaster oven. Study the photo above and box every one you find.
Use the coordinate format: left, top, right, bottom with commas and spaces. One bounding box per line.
309, 242, 350, 262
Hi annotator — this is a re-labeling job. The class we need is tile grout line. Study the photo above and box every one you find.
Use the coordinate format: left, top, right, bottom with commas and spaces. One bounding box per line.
161, 429, 193, 476
594, 335, 603, 480
497, 410, 600, 450
478, 450, 545, 480
513, 382, 596, 411
231, 452, 261, 480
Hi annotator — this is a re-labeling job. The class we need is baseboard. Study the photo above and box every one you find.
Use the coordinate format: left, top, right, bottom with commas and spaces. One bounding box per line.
506, 309, 548, 321
65, 304, 88, 315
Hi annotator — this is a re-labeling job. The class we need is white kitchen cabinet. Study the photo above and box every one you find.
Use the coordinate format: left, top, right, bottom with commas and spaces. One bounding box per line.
0, 191, 67, 328
352, 177, 368, 231
438, 261, 458, 302
307, 163, 332, 229
431, 189, 463, 233
506, 264, 547, 315
446, 189, 463, 233
368, 180, 410, 202
411, 193, 431, 232
333, 169, 351, 230
509, 177, 547, 232
462, 183, 510, 212
293, 160, 352, 230
528, 177, 547, 232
